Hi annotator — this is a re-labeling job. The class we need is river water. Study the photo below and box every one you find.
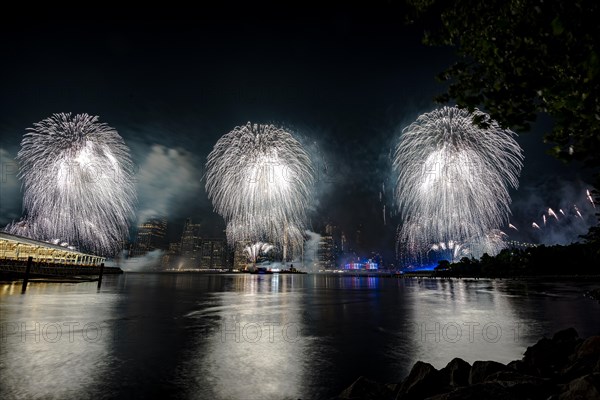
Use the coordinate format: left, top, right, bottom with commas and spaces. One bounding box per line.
1, 273, 599, 399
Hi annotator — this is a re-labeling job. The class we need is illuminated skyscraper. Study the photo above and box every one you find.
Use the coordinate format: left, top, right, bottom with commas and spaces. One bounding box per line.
131, 217, 167, 257
180, 218, 202, 268
317, 235, 335, 270
233, 240, 251, 270
199, 239, 227, 269
162, 242, 182, 269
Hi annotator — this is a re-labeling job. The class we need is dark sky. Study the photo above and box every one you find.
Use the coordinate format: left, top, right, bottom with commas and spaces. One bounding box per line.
0, 5, 595, 260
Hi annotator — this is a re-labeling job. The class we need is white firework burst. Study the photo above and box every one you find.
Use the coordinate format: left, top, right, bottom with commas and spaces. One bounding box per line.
4, 113, 136, 256
393, 106, 523, 261
430, 240, 470, 262
244, 242, 275, 264
206, 122, 314, 256
467, 229, 508, 259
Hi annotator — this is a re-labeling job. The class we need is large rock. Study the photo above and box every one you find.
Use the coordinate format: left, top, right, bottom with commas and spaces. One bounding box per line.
558, 373, 600, 400
424, 382, 513, 400
507, 359, 527, 374
561, 336, 600, 381
576, 336, 600, 360
469, 360, 509, 385
337, 376, 397, 400
553, 327, 580, 344
396, 361, 448, 399
522, 328, 583, 378
522, 337, 554, 376
487, 370, 548, 386
486, 370, 555, 399
440, 358, 471, 388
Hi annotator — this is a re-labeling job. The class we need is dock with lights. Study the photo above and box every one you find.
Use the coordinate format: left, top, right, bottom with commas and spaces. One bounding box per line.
0, 232, 121, 279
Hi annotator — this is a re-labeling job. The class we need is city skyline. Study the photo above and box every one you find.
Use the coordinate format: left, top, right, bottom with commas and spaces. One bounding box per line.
128, 216, 364, 271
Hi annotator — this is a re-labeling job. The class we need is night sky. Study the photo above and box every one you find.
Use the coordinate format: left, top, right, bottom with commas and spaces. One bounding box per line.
0, 5, 595, 260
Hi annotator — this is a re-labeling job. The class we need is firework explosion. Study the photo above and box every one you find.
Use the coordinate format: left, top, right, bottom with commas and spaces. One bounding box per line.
4, 113, 136, 256
205, 122, 314, 257
393, 106, 523, 262
244, 242, 275, 264
468, 229, 508, 258
430, 240, 469, 262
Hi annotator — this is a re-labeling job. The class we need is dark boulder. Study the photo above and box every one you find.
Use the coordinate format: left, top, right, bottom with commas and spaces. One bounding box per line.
553, 327, 580, 344
558, 373, 600, 400
486, 370, 556, 399
507, 359, 527, 374
337, 376, 397, 400
469, 360, 509, 385
561, 335, 600, 381
440, 358, 471, 388
576, 336, 600, 360
396, 361, 448, 399
424, 382, 513, 400
522, 328, 583, 378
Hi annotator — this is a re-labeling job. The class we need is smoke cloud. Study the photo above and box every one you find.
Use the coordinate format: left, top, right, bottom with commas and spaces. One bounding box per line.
134, 144, 204, 223
0, 148, 21, 227
301, 230, 322, 272
106, 249, 164, 271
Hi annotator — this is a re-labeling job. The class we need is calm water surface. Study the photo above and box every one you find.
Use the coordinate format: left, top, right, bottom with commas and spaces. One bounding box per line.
1, 273, 599, 399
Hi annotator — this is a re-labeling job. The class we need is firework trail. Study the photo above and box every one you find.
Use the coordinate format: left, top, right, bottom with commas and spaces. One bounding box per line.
587, 190, 596, 208
509, 223, 518, 231
244, 242, 274, 264
4, 113, 136, 256
393, 106, 523, 261
206, 122, 314, 256
574, 204, 583, 219
517, 188, 596, 243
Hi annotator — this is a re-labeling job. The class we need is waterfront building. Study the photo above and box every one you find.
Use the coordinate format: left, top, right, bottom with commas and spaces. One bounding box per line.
0, 232, 105, 266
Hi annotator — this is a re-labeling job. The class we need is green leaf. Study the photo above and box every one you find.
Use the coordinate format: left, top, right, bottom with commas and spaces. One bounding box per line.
551, 17, 564, 36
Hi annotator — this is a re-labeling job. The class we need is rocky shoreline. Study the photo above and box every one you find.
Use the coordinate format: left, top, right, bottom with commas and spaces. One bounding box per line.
334, 328, 600, 399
